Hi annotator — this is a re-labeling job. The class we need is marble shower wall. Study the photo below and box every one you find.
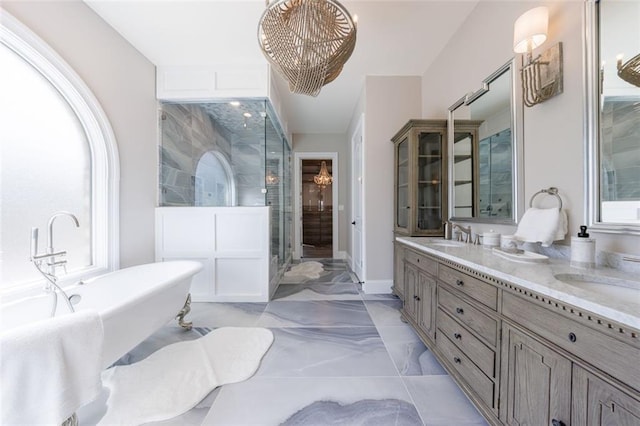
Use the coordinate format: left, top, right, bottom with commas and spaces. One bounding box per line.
601, 98, 640, 201
160, 103, 233, 206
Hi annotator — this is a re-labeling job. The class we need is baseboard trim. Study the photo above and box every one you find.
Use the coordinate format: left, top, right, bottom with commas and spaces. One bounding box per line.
362, 279, 392, 294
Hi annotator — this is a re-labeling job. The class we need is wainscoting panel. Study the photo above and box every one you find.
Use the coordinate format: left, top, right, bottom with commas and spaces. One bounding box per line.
156, 207, 271, 302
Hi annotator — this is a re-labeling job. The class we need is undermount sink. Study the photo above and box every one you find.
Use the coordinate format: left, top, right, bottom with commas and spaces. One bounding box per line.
427, 240, 467, 248
554, 273, 640, 299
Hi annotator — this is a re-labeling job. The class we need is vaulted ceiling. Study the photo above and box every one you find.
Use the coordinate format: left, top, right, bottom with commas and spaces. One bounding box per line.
85, 0, 479, 135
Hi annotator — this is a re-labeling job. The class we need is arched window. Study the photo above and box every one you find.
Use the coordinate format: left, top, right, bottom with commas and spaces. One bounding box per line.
0, 12, 119, 295
195, 151, 236, 206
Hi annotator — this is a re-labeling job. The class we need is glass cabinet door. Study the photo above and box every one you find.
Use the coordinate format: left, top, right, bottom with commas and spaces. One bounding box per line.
396, 137, 410, 229
416, 131, 443, 232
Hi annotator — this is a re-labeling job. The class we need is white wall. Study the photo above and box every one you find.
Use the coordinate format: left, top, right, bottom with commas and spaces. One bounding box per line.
422, 1, 639, 255
3, 1, 159, 267
362, 76, 422, 283
293, 133, 348, 253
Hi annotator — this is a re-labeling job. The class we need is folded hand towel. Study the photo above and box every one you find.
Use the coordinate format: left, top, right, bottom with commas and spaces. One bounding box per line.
514, 208, 568, 247
1, 310, 104, 425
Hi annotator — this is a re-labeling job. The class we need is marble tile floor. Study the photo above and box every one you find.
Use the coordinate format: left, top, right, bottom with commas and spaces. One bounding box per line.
86, 260, 487, 426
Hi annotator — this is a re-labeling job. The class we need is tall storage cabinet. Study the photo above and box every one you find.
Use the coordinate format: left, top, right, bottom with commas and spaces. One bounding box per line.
392, 119, 448, 236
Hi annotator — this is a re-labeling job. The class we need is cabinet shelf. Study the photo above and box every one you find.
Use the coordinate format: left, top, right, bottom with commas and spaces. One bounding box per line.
454, 154, 472, 163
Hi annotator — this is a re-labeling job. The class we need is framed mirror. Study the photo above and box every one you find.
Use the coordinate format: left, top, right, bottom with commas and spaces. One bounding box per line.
586, 0, 640, 235
447, 59, 524, 224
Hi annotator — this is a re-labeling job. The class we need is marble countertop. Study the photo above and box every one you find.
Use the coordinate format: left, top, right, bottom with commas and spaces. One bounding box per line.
396, 237, 640, 331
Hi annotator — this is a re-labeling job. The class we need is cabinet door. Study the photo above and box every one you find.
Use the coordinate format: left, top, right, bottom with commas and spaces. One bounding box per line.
500, 325, 572, 426
403, 263, 418, 321
573, 365, 640, 426
395, 136, 410, 233
416, 130, 445, 233
418, 271, 436, 340
393, 243, 405, 301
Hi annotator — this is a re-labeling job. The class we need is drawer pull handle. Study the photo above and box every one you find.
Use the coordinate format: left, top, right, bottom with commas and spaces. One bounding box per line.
454, 333, 462, 340
456, 307, 464, 315
456, 279, 464, 286
415, 296, 421, 301
453, 357, 461, 364
552, 420, 566, 426
568, 332, 577, 343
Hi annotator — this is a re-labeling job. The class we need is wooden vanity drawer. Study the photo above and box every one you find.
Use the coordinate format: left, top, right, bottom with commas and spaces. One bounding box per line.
405, 249, 437, 275
437, 333, 496, 410
438, 264, 497, 310
437, 308, 495, 377
502, 291, 640, 390
439, 287, 497, 345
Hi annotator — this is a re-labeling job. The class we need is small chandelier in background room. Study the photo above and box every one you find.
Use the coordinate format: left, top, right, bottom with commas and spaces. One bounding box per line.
314, 161, 333, 188
513, 7, 563, 107
266, 171, 280, 185
257, 0, 357, 97
617, 53, 640, 88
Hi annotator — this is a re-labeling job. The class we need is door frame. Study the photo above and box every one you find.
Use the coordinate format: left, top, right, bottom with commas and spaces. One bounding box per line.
350, 114, 365, 281
293, 152, 339, 260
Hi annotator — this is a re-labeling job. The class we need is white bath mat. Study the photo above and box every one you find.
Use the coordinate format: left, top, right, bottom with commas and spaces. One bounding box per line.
97, 327, 273, 425
283, 261, 324, 281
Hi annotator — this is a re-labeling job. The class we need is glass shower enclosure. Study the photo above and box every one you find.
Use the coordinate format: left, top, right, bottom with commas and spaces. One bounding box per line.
159, 99, 292, 278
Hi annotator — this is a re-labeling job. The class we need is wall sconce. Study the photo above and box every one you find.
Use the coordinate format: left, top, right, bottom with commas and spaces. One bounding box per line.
513, 7, 563, 107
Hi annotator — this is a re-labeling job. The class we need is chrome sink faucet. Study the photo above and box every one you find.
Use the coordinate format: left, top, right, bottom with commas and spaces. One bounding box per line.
452, 223, 472, 243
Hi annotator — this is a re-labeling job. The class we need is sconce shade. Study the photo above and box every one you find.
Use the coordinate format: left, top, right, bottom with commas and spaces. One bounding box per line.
513, 7, 548, 53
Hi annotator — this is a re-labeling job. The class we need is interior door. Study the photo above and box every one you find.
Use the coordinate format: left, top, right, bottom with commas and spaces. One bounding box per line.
352, 121, 364, 281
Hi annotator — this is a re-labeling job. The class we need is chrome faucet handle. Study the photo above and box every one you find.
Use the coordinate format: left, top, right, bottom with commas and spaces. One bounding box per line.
473, 234, 481, 245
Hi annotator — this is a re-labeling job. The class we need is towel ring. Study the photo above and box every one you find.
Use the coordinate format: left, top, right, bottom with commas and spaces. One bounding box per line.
529, 187, 563, 210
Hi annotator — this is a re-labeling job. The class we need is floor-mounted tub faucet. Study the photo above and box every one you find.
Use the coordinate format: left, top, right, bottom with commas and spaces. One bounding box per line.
46, 211, 80, 276
30, 211, 80, 317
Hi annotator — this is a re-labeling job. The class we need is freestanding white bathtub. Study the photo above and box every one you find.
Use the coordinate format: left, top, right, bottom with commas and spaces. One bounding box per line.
0, 261, 202, 368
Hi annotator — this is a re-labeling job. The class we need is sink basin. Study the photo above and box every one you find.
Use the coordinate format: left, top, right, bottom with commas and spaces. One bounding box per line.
554, 273, 640, 299
427, 240, 467, 248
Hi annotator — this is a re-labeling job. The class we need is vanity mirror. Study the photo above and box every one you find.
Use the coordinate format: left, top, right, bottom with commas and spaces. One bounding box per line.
586, 0, 640, 234
448, 59, 524, 224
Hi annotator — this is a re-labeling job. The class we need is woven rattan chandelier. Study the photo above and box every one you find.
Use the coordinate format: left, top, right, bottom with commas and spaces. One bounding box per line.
617, 53, 640, 88
258, 0, 357, 97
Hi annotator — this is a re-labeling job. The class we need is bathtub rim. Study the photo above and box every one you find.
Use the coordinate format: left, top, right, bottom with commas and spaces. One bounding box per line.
0, 260, 202, 315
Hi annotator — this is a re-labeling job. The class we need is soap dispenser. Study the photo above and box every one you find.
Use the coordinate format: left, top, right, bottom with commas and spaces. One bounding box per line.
571, 225, 596, 268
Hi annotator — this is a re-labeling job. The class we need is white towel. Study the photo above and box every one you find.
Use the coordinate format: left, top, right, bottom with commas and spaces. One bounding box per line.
1, 310, 104, 425
514, 207, 568, 247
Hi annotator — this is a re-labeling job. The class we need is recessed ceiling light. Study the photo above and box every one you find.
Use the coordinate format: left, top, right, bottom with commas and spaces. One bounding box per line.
230, 101, 240, 107
243, 112, 252, 118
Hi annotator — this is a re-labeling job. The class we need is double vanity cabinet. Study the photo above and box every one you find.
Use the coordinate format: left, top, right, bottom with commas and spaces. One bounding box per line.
394, 238, 640, 426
